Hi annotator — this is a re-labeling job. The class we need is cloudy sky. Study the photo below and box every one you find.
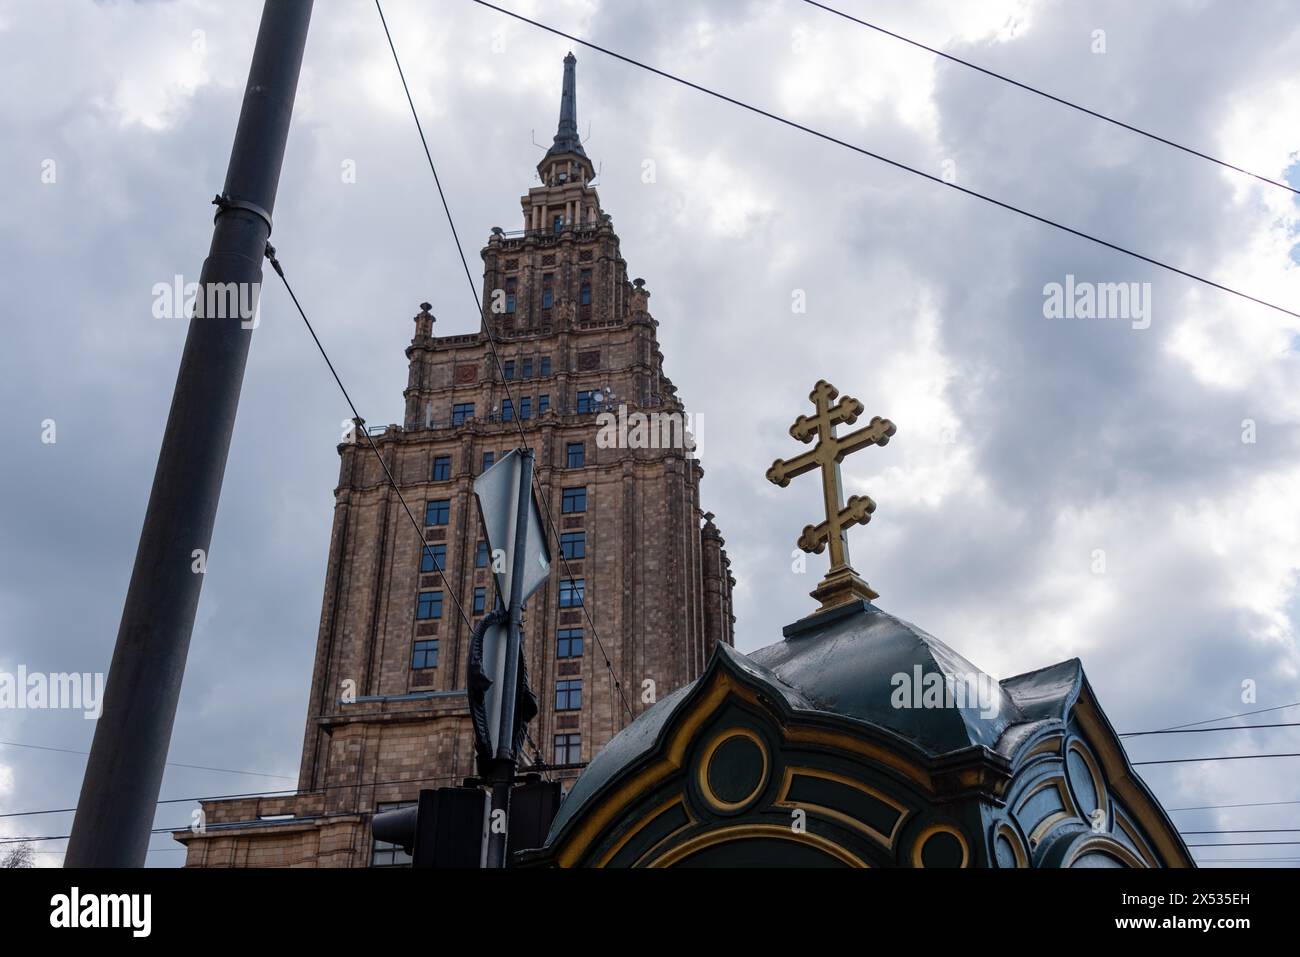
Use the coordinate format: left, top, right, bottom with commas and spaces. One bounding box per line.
2, 0, 1298, 868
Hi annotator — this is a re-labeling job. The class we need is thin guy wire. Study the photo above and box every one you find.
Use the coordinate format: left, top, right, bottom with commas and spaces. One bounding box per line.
265, 248, 474, 635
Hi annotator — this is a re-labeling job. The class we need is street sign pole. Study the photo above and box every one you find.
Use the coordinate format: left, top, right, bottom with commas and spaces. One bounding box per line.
485, 447, 534, 868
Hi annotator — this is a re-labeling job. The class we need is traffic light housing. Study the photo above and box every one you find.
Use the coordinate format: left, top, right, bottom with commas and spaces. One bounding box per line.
371, 787, 489, 868
507, 778, 563, 859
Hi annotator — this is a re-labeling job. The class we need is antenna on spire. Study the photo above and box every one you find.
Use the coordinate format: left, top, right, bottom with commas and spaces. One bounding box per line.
536, 52, 594, 183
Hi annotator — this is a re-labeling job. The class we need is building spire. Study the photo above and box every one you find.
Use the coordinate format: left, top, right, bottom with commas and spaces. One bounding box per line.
546, 52, 588, 162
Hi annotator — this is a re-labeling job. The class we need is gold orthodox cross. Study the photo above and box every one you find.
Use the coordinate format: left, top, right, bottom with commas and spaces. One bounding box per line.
766, 380, 896, 612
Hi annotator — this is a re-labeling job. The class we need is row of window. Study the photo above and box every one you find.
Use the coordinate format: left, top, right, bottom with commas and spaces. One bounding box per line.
424, 533, 583, 575
426, 445, 586, 484
500, 271, 592, 315
424, 487, 587, 527
413, 578, 586, 622
409, 628, 585, 673
502, 356, 551, 380
445, 391, 609, 429
501, 395, 549, 421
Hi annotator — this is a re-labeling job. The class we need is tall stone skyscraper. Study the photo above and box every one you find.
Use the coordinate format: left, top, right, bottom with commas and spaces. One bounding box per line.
178, 54, 735, 867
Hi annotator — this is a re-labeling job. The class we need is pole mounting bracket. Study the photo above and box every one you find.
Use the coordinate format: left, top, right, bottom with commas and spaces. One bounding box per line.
212, 192, 273, 236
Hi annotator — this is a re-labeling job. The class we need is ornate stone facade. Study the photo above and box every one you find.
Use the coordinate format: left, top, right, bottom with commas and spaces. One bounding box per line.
176, 55, 735, 867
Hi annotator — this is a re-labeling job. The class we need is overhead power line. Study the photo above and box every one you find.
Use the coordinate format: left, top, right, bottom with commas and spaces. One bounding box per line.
376, 0, 636, 725
1148, 701, 1300, 734
1190, 858, 1300, 868
0, 771, 468, 821
1134, 752, 1300, 767
0, 740, 294, 781
1120, 722, 1300, 738
469, 0, 1300, 322
1167, 798, 1300, 813
800, 0, 1300, 197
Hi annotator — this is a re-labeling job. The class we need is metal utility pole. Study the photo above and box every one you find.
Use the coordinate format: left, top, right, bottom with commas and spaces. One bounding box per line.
485, 447, 535, 868
65, 0, 314, 868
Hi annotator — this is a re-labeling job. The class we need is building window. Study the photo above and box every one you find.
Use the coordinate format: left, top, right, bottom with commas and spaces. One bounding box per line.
559, 578, 585, 608
580, 270, 592, 306
566, 442, 585, 468
502, 399, 514, 422
562, 487, 587, 513
520, 396, 532, 420
424, 499, 450, 526
372, 802, 416, 867
554, 733, 581, 765
576, 390, 596, 414
555, 679, 582, 711
538, 394, 550, 415
476, 540, 489, 568
522, 358, 533, 378
542, 287, 553, 310
451, 403, 474, 426
560, 532, 585, 560
411, 638, 439, 669
481, 451, 495, 473
553, 215, 563, 235
431, 455, 452, 481
505, 277, 516, 314
474, 587, 500, 614
416, 591, 443, 620
557, 628, 583, 659
420, 543, 446, 573
504, 360, 515, 380
541, 356, 552, 376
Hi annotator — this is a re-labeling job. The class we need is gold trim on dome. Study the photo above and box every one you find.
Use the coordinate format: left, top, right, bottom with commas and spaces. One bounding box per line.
697, 727, 770, 813
1064, 834, 1147, 869
782, 727, 933, 790
1071, 692, 1194, 866
647, 823, 868, 868
910, 823, 970, 868
773, 767, 909, 850
993, 822, 1029, 868
554, 670, 936, 867
1066, 738, 1108, 818
593, 795, 693, 868
555, 673, 747, 867
1017, 776, 1079, 848
1022, 734, 1064, 763
1115, 810, 1159, 868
